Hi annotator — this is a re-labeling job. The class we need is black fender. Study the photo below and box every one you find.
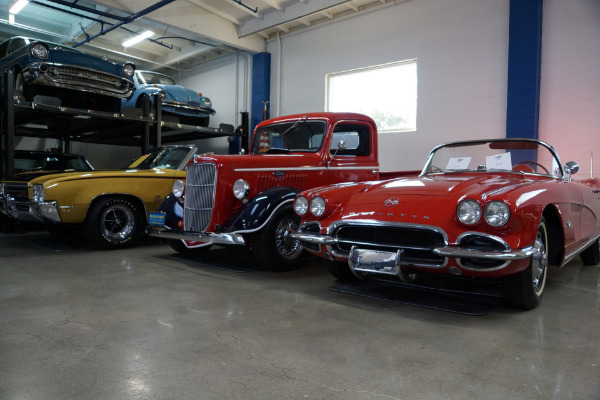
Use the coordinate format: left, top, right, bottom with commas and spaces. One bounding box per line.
157, 192, 184, 231
223, 187, 300, 233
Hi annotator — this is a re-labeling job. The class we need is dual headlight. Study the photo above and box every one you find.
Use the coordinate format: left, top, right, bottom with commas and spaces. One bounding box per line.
294, 195, 326, 217
457, 199, 510, 227
32, 184, 44, 203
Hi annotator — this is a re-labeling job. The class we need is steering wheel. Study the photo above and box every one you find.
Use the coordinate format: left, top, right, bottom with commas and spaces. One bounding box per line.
514, 161, 549, 174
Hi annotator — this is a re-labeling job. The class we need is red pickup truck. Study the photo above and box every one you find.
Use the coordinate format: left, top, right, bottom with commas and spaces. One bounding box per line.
147, 112, 414, 271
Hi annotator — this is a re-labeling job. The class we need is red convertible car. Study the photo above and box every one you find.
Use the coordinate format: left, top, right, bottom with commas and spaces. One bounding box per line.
291, 138, 600, 310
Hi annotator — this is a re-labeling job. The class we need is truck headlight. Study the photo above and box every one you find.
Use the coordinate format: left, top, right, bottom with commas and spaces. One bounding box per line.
32, 184, 45, 203
172, 180, 185, 198
233, 179, 249, 200
310, 196, 326, 217
457, 199, 481, 225
294, 196, 308, 216
484, 201, 510, 227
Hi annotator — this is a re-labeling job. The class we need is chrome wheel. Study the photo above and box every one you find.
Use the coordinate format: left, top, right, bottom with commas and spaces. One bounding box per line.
531, 226, 548, 296
275, 215, 304, 260
101, 203, 136, 240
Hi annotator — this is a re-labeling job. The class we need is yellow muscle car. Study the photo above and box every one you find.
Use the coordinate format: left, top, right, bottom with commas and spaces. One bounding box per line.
0, 145, 197, 248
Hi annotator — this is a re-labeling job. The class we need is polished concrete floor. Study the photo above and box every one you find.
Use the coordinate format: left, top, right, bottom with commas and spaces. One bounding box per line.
1, 231, 599, 400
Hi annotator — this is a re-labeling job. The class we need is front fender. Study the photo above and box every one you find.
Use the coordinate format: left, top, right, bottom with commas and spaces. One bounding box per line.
157, 192, 183, 230
223, 187, 300, 233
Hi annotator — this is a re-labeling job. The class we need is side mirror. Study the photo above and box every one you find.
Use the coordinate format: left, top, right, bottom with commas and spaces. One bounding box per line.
327, 140, 347, 168
565, 161, 579, 174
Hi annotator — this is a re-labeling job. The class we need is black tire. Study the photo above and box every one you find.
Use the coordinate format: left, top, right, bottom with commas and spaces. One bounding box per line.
252, 205, 305, 271
580, 238, 600, 265
168, 239, 212, 254
504, 217, 549, 310
326, 260, 357, 281
137, 94, 152, 116
86, 197, 143, 249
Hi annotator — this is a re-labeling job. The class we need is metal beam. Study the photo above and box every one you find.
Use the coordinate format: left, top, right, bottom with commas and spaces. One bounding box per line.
239, 0, 350, 37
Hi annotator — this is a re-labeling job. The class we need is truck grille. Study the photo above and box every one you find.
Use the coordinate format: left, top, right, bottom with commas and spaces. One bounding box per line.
2, 182, 29, 202
183, 163, 216, 232
330, 223, 447, 267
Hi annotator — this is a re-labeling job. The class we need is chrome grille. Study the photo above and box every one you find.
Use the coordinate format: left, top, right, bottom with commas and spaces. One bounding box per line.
183, 163, 216, 232
331, 223, 447, 267
3, 182, 29, 202
41, 64, 132, 95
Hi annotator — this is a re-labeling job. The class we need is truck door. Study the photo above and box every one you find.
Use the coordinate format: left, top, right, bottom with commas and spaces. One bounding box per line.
325, 121, 379, 184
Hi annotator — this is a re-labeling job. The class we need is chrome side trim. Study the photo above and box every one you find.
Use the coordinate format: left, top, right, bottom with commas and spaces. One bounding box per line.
560, 232, 600, 267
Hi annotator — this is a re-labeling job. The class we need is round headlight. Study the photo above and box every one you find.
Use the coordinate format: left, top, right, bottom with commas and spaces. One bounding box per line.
31, 43, 49, 59
484, 201, 510, 227
122, 63, 135, 77
32, 184, 45, 203
457, 199, 481, 225
233, 179, 249, 200
310, 196, 326, 217
157, 89, 167, 99
203, 97, 212, 108
172, 180, 185, 198
294, 196, 308, 216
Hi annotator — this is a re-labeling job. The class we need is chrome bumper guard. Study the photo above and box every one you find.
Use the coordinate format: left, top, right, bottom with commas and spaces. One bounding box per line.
0, 196, 60, 223
146, 225, 246, 246
289, 232, 338, 245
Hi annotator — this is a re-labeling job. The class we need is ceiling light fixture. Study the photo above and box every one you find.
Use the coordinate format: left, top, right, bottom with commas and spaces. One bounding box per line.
9, 0, 29, 15
122, 30, 154, 47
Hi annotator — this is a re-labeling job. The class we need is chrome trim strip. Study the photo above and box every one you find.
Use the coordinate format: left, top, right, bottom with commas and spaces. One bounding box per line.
289, 231, 337, 244
234, 166, 379, 172
561, 232, 600, 267
325, 219, 449, 243
456, 231, 511, 250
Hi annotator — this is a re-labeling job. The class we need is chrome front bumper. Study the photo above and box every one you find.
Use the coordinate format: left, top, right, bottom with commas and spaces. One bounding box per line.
0, 196, 61, 223
146, 225, 246, 246
291, 231, 538, 262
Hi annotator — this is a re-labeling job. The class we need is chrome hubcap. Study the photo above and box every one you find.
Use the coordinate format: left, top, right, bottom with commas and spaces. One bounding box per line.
531, 231, 548, 295
101, 204, 135, 240
275, 216, 303, 260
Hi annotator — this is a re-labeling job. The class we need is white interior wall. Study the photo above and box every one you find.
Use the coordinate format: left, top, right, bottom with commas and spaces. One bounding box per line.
178, 53, 251, 155
267, 0, 510, 172
539, 0, 600, 179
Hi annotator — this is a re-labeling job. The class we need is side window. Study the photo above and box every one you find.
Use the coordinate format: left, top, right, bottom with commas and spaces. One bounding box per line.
330, 123, 370, 156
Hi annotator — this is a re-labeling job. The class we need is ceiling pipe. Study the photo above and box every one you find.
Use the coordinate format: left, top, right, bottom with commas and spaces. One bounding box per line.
68, 0, 177, 47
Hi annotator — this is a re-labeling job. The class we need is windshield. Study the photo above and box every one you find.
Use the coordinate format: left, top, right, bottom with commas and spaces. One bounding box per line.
129, 147, 193, 170
250, 120, 327, 154
423, 140, 562, 178
136, 71, 177, 85
14, 154, 93, 172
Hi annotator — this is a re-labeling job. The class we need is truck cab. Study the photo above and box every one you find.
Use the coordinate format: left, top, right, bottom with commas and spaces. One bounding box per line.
148, 112, 390, 271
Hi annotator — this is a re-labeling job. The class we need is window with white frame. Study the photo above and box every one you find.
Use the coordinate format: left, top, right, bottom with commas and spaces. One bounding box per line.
326, 59, 417, 133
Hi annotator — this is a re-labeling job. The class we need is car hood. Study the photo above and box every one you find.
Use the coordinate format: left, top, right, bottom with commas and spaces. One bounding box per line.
3, 168, 178, 184
335, 173, 542, 217
140, 84, 201, 101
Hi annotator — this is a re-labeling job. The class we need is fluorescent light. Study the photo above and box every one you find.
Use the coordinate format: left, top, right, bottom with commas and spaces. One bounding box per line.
9, 0, 29, 14
122, 30, 154, 47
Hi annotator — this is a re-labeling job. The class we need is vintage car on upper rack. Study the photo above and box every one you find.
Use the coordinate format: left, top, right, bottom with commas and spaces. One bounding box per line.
290, 138, 600, 310
2, 150, 94, 178
0, 36, 135, 112
121, 70, 215, 127
0, 145, 198, 248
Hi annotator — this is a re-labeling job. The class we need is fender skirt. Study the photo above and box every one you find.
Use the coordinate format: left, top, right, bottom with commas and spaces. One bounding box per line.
223, 187, 300, 233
